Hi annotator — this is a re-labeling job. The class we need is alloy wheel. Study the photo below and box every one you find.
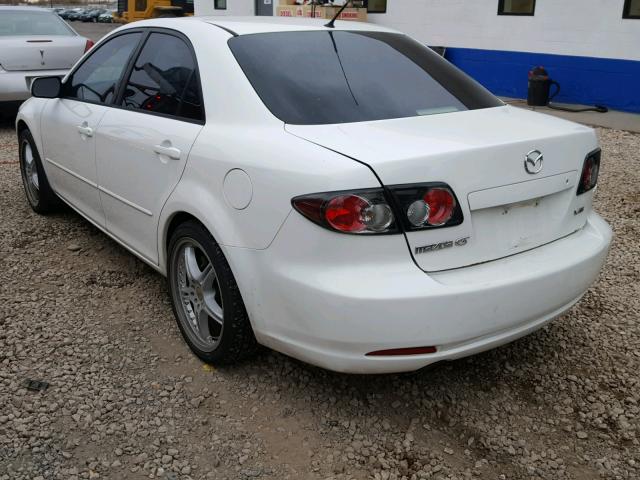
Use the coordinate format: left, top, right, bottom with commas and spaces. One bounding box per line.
171, 238, 224, 351
21, 141, 40, 205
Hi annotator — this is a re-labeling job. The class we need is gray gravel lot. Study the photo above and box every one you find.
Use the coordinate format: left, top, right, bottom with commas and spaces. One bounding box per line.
0, 119, 638, 480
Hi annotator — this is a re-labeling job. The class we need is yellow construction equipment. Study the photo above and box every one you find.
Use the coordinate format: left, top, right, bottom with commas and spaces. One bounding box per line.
115, 0, 194, 23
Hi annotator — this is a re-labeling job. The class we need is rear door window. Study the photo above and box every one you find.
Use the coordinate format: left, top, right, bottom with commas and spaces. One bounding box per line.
229, 31, 502, 125
119, 32, 204, 122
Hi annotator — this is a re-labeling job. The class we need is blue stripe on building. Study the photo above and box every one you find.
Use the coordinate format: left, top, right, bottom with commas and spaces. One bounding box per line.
445, 48, 640, 113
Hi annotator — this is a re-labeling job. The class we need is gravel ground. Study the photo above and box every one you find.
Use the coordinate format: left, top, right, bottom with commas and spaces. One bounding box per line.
0, 119, 638, 480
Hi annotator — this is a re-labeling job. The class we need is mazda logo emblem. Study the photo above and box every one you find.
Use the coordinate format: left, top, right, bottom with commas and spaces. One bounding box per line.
524, 150, 544, 174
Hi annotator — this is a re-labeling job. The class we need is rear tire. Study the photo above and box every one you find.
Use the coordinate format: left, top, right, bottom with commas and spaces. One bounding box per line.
167, 221, 259, 365
18, 129, 62, 214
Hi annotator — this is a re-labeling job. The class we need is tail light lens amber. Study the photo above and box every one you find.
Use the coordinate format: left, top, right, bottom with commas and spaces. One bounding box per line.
577, 149, 601, 195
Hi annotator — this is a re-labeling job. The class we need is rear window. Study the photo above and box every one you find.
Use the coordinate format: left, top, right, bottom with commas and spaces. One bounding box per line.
0, 11, 74, 36
229, 31, 502, 125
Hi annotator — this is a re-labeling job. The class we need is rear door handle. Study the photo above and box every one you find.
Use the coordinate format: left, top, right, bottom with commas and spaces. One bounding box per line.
153, 144, 182, 160
77, 125, 93, 137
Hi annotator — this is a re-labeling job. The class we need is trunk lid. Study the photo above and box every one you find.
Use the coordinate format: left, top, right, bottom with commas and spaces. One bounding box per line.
0, 36, 85, 71
286, 106, 598, 271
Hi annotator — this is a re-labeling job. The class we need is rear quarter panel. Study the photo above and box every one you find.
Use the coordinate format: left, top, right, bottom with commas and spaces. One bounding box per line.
158, 124, 382, 270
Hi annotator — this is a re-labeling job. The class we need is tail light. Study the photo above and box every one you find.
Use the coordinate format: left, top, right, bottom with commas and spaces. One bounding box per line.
389, 183, 464, 231
577, 149, 600, 195
292, 183, 463, 235
84, 39, 95, 53
292, 189, 398, 234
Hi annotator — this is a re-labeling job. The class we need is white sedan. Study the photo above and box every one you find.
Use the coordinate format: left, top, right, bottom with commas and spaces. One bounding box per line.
0, 6, 93, 117
16, 17, 612, 374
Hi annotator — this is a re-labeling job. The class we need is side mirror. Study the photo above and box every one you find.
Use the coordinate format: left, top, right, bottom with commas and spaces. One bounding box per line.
31, 76, 62, 99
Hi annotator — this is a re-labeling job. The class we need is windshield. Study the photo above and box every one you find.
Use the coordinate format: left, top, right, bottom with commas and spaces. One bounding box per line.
229, 31, 502, 125
0, 11, 74, 36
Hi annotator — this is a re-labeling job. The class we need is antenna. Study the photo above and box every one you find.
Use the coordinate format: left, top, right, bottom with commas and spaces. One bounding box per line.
325, 0, 353, 29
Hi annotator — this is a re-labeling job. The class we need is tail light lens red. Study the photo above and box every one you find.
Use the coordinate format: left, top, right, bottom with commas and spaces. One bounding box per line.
84, 39, 95, 53
292, 183, 463, 235
423, 188, 456, 226
389, 183, 464, 231
292, 189, 398, 234
577, 149, 601, 195
324, 195, 393, 233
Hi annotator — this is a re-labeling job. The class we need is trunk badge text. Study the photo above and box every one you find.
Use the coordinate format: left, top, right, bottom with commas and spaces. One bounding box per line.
415, 237, 470, 255
39, 50, 45, 66
524, 150, 544, 174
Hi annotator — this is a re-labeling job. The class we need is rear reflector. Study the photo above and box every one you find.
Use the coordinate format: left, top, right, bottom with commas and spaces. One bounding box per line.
366, 346, 437, 357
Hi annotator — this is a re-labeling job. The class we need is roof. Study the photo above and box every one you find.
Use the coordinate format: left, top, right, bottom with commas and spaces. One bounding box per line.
200, 16, 399, 36
0, 5, 52, 11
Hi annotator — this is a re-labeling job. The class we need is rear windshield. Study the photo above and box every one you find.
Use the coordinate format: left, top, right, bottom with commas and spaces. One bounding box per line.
229, 31, 502, 125
0, 11, 74, 37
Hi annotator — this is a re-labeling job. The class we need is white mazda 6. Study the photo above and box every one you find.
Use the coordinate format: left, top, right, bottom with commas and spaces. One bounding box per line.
16, 17, 612, 373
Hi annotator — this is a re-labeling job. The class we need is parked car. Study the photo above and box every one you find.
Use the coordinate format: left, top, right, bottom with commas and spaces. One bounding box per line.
16, 17, 612, 374
66, 8, 86, 21
0, 6, 93, 118
57, 8, 77, 19
80, 9, 105, 22
98, 11, 114, 23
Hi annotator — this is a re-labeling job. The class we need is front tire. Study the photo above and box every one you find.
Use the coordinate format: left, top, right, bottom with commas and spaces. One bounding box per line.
18, 129, 62, 214
167, 221, 258, 365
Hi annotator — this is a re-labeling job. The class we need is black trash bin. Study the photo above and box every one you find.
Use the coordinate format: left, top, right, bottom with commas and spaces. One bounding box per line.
527, 66, 560, 106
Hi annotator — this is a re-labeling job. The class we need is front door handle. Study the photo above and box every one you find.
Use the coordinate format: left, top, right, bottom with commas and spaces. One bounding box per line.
77, 125, 93, 137
153, 143, 182, 160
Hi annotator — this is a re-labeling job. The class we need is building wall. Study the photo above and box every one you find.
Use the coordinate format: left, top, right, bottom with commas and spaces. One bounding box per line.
366, 0, 640, 61
195, 0, 256, 16
194, 0, 640, 112
366, 0, 640, 112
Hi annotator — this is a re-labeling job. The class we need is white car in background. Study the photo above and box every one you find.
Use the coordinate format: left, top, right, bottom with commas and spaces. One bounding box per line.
15, 17, 612, 374
0, 6, 93, 117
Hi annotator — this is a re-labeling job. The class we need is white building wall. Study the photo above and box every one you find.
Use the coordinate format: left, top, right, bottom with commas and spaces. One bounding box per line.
195, 0, 256, 16
194, 0, 640, 61
365, 0, 640, 61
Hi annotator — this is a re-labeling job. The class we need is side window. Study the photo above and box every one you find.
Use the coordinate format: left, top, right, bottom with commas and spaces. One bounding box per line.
120, 33, 204, 122
65, 32, 142, 104
498, 0, 536, 16
624, 0, 640, 18
366, 0, 387, 14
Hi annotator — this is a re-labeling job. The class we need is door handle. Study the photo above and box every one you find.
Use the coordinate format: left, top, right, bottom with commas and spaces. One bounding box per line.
77, 125, 93, 137
153, 144, 182, 160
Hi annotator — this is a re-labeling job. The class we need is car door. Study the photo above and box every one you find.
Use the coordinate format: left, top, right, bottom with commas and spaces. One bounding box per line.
95, 31, 204, 265
40, 31, 143, 226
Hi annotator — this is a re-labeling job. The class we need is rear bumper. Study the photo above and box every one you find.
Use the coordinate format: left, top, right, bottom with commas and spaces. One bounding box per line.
226, 212, 612, 374
0, 69, 68, 102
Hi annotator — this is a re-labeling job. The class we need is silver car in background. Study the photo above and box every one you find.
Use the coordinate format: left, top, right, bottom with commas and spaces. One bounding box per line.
0, 6, 92, 116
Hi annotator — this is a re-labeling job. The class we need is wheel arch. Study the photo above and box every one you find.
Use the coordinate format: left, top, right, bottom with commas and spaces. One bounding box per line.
16, 119, 29, 135
161, 210, 205, 273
